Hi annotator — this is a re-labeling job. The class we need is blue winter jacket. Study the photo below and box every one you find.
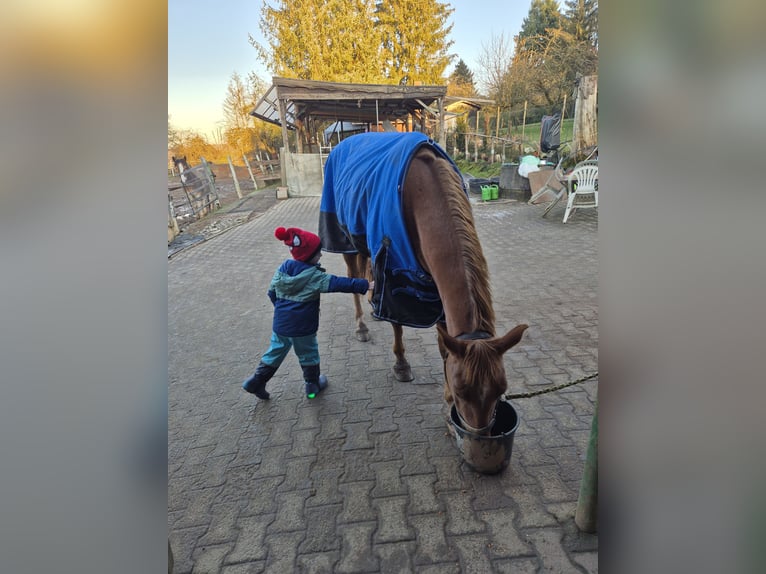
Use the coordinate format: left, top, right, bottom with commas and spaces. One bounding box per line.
268, 259, 369, 337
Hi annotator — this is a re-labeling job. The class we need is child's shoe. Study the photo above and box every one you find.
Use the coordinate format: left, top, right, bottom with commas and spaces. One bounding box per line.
305, 375, 328, 399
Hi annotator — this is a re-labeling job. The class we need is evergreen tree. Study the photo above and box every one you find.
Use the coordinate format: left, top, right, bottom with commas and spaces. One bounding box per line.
562, 0, 598, 48
253, 0, 453, 85
509, 0, 597, 110
376, 0, 454, 84
448, 59, 476, 97
518, 0, 563, 53
253, 0, 382, 82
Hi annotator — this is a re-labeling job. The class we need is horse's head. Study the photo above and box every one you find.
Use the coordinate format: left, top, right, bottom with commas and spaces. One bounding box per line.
438, 324, 528, 435
172, 155, 190, 173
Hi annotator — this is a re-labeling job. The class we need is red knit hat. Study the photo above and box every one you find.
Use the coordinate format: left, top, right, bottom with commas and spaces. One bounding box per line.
274, 227, 322, 262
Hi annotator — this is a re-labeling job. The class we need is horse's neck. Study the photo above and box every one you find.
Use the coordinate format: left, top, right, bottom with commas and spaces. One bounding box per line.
403, 155, 493, 337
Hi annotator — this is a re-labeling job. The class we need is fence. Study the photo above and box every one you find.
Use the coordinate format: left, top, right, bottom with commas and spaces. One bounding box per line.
167, 161, 219, 225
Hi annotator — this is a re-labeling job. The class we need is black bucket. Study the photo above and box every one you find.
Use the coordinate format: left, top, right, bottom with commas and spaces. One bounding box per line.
449, 399, 519, 474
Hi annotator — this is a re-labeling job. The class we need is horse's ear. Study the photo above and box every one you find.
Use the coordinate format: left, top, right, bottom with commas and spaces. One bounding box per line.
491, 324, 528, 354
172, 156, 176, 162
437, 323, 467, 357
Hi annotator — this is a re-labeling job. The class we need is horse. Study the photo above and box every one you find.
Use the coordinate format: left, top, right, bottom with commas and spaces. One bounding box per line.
172, 155, 202, 188
319, 132, 528, 435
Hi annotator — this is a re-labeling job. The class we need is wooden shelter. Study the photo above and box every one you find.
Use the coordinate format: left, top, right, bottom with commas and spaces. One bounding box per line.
251, 77, 450, 153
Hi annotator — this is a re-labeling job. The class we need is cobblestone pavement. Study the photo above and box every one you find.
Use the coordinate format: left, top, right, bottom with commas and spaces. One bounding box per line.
168, 196, 598, 573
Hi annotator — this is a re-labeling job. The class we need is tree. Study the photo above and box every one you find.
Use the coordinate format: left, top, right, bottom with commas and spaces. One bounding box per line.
376, 0, 454, 84
253, 0, 382, 82
518, 0, 563, 53
223, 72, 252, 130
476, 33, 514, 105
502, 0, 597, 114
447, 59, 476, 97
562, 0, 598, 48
252, 0, 453, 85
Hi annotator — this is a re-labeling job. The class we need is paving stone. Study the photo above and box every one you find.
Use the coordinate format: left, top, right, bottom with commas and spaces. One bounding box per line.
190, 544, 231, 574
307, 468, 344, 507
375, 540, 416, 573
526, 528, 583, 572
404, 474, 442, 514
571, 550, 598, 572
493, 556, 541, 573
300, 505, 342, 552
482, 508, 536, 558
450, 534, 494, 574
370, 461, 407, 497
278, 457, 314, 492
442, 491, 486, 536
372, 497, 416, 543
226, 514, 273, 563
296, 551, 340, 574
270, 490, 310, 533
338, 481, 376, 523
410, 513, 458, 565
341, 422, 373, 451
336, 523, 379, 573
263, 531, 304, 572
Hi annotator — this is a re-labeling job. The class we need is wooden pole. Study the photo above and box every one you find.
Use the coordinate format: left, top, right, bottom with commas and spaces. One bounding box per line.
575, 400, 598, 533
243, 155, 258, 190
278, 99, 289, 153
561, 93, 568, 122
227, 156, 242, 199
438, 97, 446, 148
493, 106, 501, 161
521, 100, 528, 155
474, 110, 480, 162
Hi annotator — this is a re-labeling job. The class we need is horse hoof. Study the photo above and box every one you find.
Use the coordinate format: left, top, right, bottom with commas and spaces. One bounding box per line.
393, 365, 414, 382
356, 330, 370, 342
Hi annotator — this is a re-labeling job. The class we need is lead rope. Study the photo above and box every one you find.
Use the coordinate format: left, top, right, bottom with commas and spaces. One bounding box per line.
504, 372, 598, 400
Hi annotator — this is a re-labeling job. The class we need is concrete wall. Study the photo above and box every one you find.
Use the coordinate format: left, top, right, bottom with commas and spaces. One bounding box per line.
283, 151, 324, 197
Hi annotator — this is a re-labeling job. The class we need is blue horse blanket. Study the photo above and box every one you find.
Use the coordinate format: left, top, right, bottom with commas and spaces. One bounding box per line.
318, 132, 464, 328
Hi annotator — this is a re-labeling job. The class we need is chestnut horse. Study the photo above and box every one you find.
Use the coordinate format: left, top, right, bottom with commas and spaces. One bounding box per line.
321, 134, 528, 435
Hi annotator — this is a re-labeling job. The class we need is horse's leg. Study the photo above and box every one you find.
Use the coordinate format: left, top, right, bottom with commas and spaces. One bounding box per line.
343, 253, 370, 342
436, 326, 452, 402
391, 324, 414, 381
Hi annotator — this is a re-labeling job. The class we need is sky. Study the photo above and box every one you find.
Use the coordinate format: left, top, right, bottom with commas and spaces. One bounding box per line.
168, 0, 533, 140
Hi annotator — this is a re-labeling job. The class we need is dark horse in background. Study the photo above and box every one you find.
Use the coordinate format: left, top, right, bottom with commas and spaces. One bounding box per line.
172, 155, 210, 188
319, 132, 527, 435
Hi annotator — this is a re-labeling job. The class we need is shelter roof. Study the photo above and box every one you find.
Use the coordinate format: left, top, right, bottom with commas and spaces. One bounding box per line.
251, 77, 451, 129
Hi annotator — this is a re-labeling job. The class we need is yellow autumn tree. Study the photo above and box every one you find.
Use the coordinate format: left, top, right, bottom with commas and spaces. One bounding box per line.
376, 0, 454, 85
252, 0, 453, 85
252, 0, 381, 82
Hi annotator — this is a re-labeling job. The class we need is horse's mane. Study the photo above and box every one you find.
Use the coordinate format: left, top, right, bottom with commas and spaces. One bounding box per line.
432, 154, 496, 336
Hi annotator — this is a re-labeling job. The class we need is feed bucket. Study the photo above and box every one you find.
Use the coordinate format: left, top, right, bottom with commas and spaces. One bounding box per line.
449, 399, 519, 474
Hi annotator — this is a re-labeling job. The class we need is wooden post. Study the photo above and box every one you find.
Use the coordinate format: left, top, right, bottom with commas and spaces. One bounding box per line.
474, 110, 480, 162
438, 97, 446, 148
278, 99, 290, 153
243, 155, 258, 190
561, 93, 568, 122
573, 75, 598, 152
575, 400, 598, 533
227, 155, 242, 199
493, 107, 501, 161
464, 124, 469, 158
521, 100, 528, 153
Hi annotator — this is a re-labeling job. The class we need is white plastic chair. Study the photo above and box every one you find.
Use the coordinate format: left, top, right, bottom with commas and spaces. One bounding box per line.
563, 163, 598, 223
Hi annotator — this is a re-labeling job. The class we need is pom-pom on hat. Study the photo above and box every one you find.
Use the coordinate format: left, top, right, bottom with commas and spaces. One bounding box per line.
274, 227, 322, 262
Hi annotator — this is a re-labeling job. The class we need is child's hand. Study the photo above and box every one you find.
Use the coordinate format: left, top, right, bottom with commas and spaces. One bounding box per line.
368, 281, 375, 292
